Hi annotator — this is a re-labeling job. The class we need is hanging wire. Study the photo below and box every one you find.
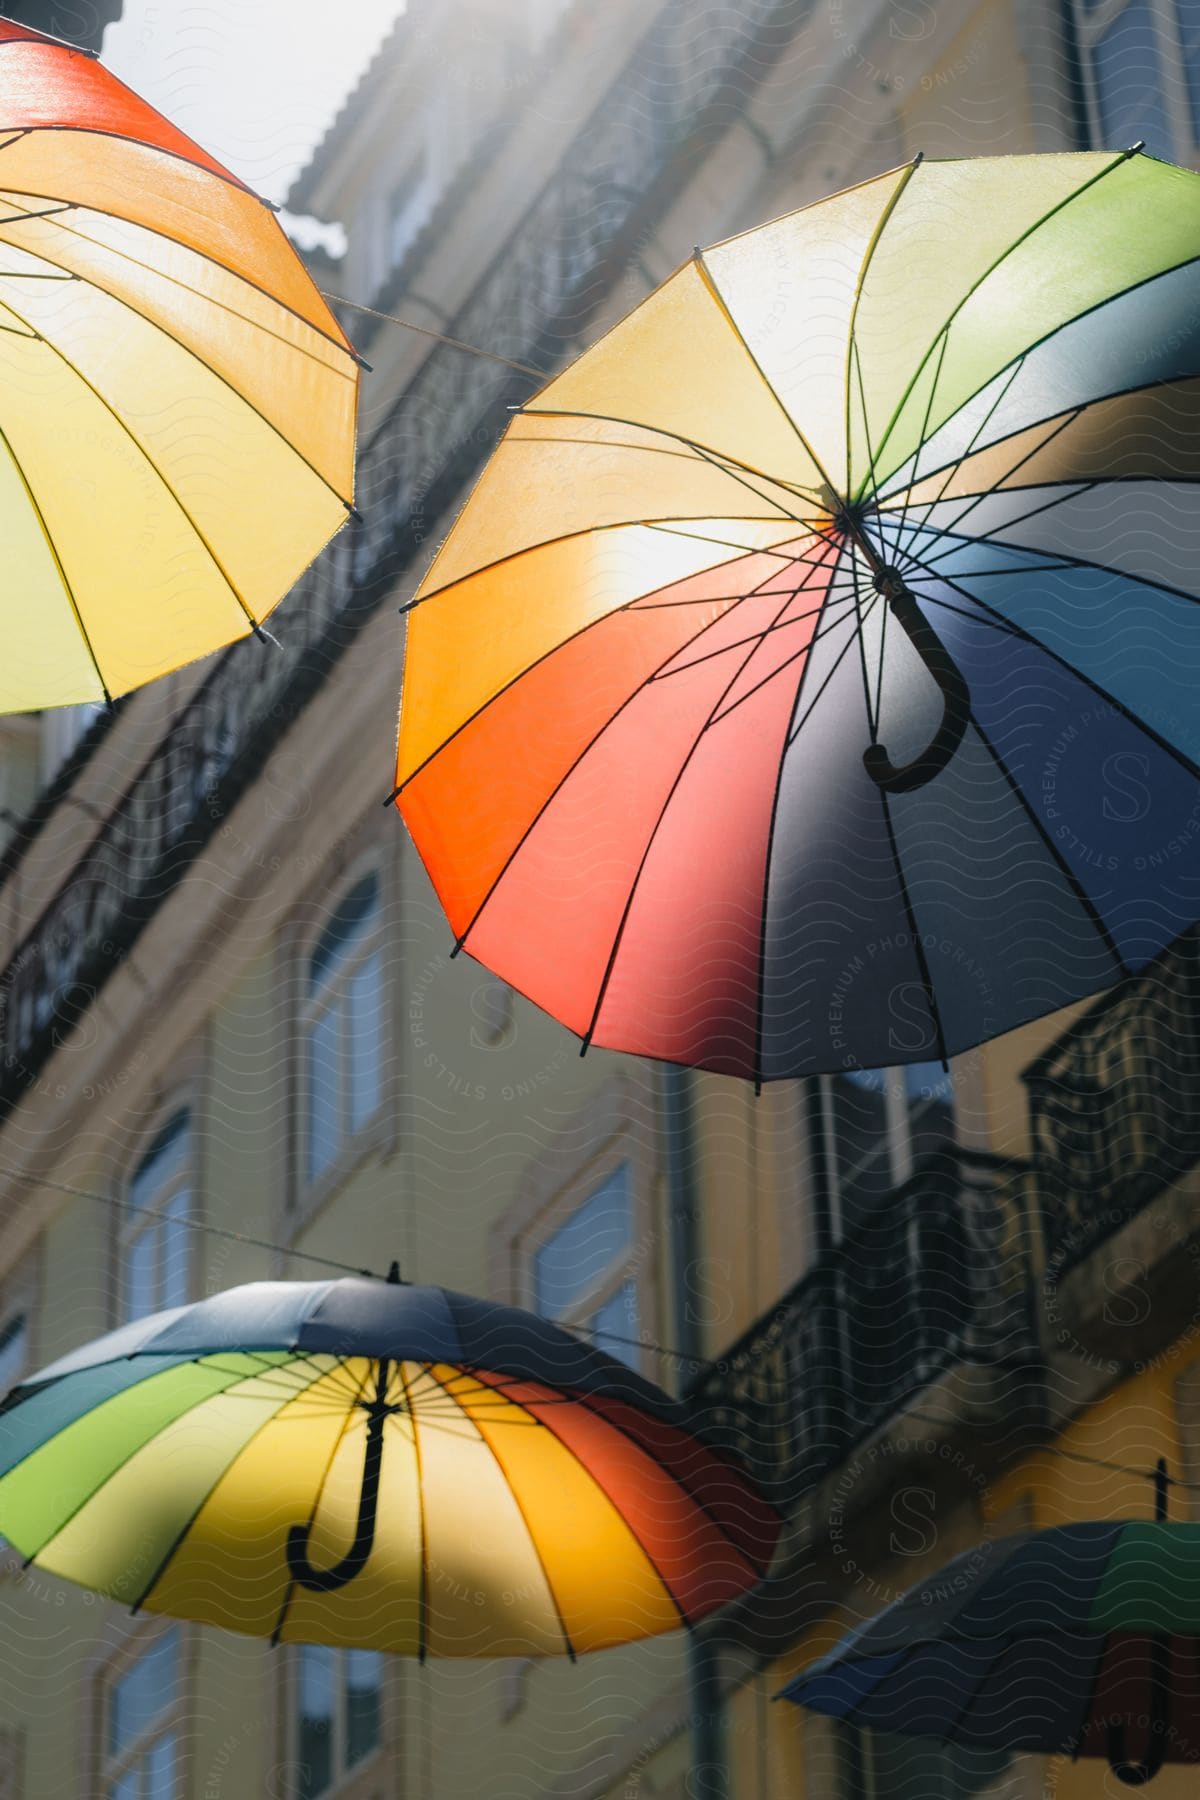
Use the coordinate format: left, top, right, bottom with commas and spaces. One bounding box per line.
0, 1165, 378, 1280
321, 292, 544, 379
904, 1404, 1200, 1493
0, 1163, 705, 1364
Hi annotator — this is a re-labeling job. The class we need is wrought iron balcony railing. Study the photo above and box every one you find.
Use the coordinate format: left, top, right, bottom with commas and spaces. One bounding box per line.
1025, 924, 1200, 1278
0, 0, 809, 1119
684, 1149, 1035, 1512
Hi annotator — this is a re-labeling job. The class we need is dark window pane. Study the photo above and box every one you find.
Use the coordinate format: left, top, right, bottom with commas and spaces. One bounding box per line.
533, 1166, 632, 1315
590, 1280, 640, 1369
904, 1060, 956, 1166
1180, 0, 1200, 135
124, 1228, 158, 1324
307, 1005, 341, 1183
109, 1631, 178, 1758
829, 1069, 893, 1232
309, 875, 379, 994
0, 1315, 27, 1394
297, 1646, 335, 1800
348, 950, 384, 1131
1092, 1, 1173, 158
844, 1726, 1011, 1800
130, 1112, 189, 1213
344, 1649, 383, 1767
145, 1730, 177, 1798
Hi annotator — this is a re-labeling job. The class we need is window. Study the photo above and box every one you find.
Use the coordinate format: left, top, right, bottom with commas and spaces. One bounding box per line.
841, 1723, 1009, 1799
302, 874, 385, 1188
1074, 1, 1200, 160
39, 700, 105, 789
122, 1113, 191, 1322
1091, 0, 1173, 156
102, 1629, 182, 1799
0, 1315, 27, 1395
385, 147, 432, 274
531, 1164, 641, 1368
294, 1647, 383, 1799
821, 1062, 955, 1240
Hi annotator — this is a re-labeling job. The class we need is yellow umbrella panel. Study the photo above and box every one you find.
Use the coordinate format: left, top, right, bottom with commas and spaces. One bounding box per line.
0, 17, 359, 710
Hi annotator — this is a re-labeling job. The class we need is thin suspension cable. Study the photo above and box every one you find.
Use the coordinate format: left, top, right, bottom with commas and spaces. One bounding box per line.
321, 291, 544, 378
904, 1405, 1197, 1491
0, 1161, 707, 1364
0, 1163, 378, 1279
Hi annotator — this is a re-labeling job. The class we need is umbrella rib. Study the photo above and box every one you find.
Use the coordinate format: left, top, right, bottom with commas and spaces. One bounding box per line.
648, 589, 858, 682
121, 1359, 360, 1616
895, 476, 1095, 576
0, 285, 270, 635
13, 123, 275, 208
579, 553, 842, 1054
570, 1389, 777, 1581
848, 540, 882, 741
845, 151, 926, 503
0, 180, 357, 363
968, 709, 1133, 979
911, 514, 1200, 618
873, 247, 1200, 507
753, 538, 854, 1086
443, 551, 829, 949
0, 210, 359, 379
894, 408, 1091, 558
0, 414, 111, 702
406, 513, 799, 620
0, 226, 356, 516
269, 1356, 376, 1646
878, 781, 952, 1070
892, 556, 1136, 977
693, 248, 840, 502
783, 590, 880, 748
398, 1361, 431, 1663
860, 144, 1142, 498
881, 348, 1028, 539
421, 1365, 580, 1660
508, 405, 829, 514
910, 560, 1200, 781
886, 328, 951, 552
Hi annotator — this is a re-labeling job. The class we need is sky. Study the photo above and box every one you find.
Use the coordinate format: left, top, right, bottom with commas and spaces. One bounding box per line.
102, 0, 407, 216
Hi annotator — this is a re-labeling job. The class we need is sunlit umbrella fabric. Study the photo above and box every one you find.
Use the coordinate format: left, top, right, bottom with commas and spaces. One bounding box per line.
778, 1524, 1200, 1779
0, 1278, 779, 1656
0, 17, 358, 709
395, 150, 1200, 1082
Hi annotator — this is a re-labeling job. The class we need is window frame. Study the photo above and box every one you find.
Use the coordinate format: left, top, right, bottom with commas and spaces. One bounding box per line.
490, 1073, 660, 1379
93, 1620, 192, 1800
1072, 0, 1200, 162
281, 1644, 392, 1800
117, 1106, 194, 1327
286, 835, 398, 1231
817, 1063, 957, 1241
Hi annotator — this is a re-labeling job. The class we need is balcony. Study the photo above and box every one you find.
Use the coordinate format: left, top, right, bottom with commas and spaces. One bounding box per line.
0, 0, 810, 1120
685, 1149, 1036, 1512
1025, 924, 1200, 1279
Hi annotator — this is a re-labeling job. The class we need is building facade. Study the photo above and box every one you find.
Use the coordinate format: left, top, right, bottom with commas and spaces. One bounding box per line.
0, 1, 1197, 1796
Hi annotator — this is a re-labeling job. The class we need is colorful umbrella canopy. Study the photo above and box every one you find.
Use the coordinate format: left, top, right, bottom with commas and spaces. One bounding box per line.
395, 149, 1200, 1083
0, 17, 358, 710
0, 1274, 779, 1656
779, 1509, 1200, 1783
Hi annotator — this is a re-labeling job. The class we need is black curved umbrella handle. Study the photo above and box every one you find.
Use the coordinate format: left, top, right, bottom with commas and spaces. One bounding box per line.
862, 579, 971, 795
1106, 1634, 1170, 1786
286, 1360, 390, 1594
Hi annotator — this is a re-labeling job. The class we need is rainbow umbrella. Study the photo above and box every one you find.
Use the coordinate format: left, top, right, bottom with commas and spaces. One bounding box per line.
394, 149, 1200, 1083
0, 17, 358, 710
0, 1273, 779, 1656
779, 1470, 1200, 1786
